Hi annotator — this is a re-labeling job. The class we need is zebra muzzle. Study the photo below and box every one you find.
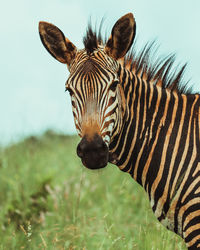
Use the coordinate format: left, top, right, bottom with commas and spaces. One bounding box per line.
76, 134, 109, 169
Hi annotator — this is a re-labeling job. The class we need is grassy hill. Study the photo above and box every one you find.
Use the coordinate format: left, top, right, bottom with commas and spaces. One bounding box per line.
0, 131, 186, 249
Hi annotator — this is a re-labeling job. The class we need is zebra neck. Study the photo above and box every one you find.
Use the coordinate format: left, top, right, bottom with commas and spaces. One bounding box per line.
110, 68, 180, 187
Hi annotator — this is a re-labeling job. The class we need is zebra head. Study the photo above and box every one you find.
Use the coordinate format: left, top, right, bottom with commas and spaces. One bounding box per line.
39, 13, 136, 169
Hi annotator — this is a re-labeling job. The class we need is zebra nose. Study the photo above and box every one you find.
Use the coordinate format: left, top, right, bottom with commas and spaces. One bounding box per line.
77, 134, 109, 169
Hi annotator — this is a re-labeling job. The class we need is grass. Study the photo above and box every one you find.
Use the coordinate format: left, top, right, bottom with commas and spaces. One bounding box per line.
0, 130, 186, 249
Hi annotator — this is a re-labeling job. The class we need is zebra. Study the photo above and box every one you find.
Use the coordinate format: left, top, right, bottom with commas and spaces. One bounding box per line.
39, 13, 200, 249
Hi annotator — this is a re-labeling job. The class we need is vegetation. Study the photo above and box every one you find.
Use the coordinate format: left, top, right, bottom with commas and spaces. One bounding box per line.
0, 131, 186, 249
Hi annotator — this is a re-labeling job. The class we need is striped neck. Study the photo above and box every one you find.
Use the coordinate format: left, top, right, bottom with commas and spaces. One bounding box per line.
110, 66, 183, 186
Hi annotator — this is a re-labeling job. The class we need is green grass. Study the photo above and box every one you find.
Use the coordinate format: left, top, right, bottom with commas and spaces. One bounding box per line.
0, 130, 186, 249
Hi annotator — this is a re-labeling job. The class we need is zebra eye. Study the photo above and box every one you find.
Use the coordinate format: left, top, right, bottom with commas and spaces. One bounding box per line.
109, 81, 119, 91
65, 87, 73, 96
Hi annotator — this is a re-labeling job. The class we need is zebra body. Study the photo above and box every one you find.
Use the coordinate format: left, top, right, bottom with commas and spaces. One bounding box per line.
110, 66, 200, 244
39, 13, 200, 249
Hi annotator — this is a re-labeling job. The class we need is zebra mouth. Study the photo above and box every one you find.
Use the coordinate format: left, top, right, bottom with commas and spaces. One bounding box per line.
81, 158, 108, 170
76, 134, 109, 169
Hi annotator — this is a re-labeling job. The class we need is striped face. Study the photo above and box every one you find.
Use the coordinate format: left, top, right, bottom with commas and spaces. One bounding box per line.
39, 13, 135, 169
65, 48, 123, 168
66, 48, 119, 145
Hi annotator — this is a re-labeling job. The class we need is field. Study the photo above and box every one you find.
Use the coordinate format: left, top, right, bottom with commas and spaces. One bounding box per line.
0, 131, 186, 249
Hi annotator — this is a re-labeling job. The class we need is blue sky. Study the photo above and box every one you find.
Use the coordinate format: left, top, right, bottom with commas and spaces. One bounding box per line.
1, 0, 200, 145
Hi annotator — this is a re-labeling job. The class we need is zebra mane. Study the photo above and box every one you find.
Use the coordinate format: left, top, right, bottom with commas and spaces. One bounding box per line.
83, 23, 193, 95
124, 41, 193, 94
83, 21, 104, 55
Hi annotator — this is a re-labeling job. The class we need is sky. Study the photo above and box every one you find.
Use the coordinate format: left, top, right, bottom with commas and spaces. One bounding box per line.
1, 0, 200, 145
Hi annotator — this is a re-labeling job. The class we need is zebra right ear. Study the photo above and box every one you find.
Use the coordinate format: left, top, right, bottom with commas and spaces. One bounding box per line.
39, 22, 77, 66
105, 13, 136, 60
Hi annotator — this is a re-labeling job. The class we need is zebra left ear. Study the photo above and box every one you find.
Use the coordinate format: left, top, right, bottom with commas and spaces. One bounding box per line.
105, 13, 136, 60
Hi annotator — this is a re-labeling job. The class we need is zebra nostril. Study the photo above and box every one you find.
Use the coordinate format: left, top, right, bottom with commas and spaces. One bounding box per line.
77, 143, 83, 158
98, 140, 107, 152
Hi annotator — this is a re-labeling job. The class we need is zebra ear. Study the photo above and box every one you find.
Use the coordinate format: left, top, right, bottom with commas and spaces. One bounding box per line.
39, 22, 77, 66
105, 13, 136, 60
